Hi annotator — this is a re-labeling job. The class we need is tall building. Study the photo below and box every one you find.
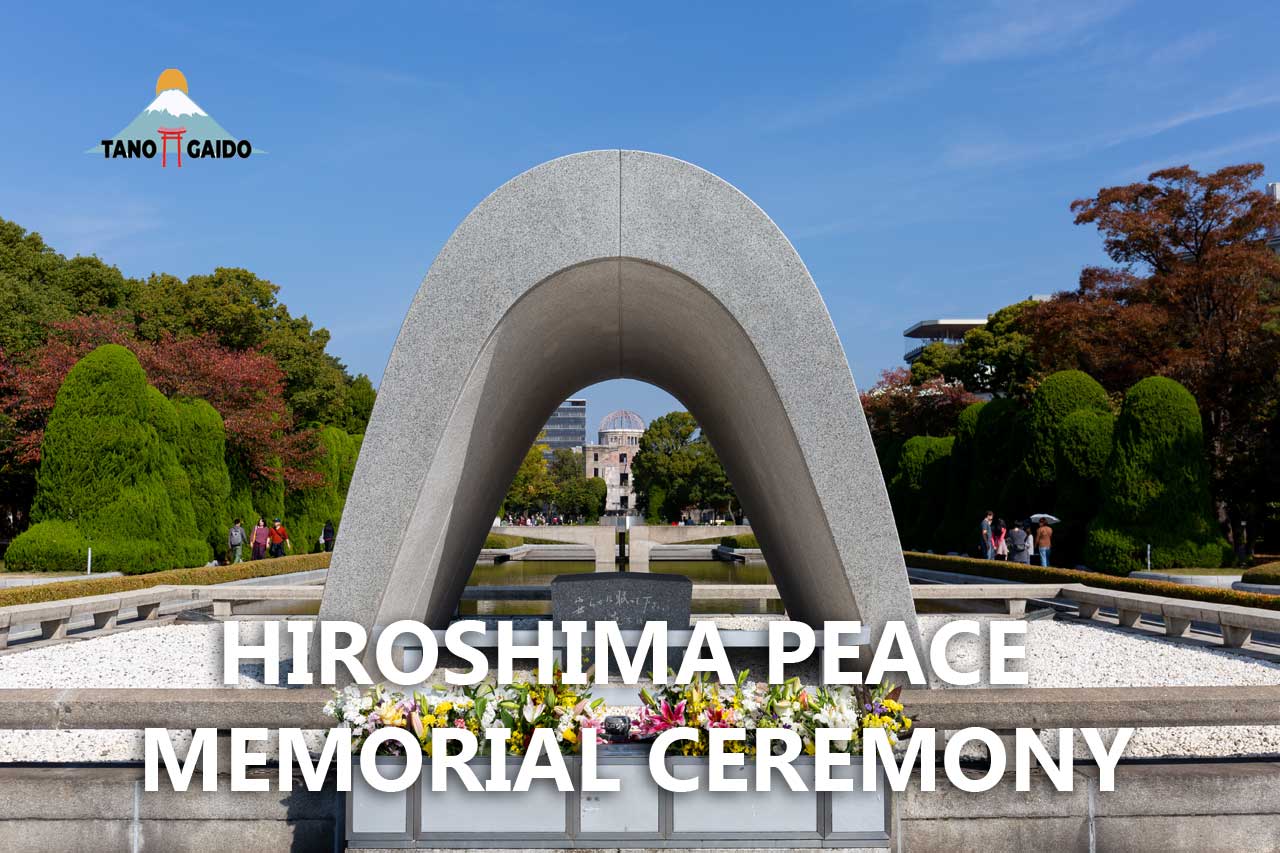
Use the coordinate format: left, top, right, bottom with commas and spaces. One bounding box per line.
583, 410, 645, 515
541, 398, 587, 456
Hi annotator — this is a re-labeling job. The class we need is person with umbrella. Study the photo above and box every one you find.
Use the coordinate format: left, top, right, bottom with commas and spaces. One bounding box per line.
1031, 514, 1058, 567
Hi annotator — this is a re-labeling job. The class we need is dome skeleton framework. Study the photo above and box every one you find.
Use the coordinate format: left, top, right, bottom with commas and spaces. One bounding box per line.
599, 409, 646, 434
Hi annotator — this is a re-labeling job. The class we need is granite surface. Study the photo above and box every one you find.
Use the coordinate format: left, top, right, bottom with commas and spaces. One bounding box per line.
316, 151, 920, 670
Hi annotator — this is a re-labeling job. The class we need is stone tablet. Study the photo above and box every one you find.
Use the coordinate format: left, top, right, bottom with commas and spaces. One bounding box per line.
550, 573, 692, 629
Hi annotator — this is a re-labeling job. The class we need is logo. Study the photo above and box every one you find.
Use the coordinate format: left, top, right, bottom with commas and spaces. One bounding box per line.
94, 69, 255, 167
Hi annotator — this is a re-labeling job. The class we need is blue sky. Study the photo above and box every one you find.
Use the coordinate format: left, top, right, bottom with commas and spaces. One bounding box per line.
4, 1, 1279, 432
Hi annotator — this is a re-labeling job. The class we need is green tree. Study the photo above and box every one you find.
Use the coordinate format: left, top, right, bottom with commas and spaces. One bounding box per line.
1003, 370, 1112, 515
909, 301, 1039, 395
134, 268, 278, 351
133, 266, 364, 429
548, 447, 584, 487
887, 435, 954, 549
503, 437, 554, 516
555, 475, 607, 522
935, 401, 986, 552
632, 412, 736, 523
285, 426, 362, 552
1085, 377, 1230, 574
7, 345, 207, 573
261, 315, 351, 426
1053, 407, 1115, 564
339, 374, 377, 434
173, 398, 232, 559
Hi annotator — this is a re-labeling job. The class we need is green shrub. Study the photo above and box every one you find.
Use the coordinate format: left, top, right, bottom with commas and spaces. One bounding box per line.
1052, 407, 1115, 565
13, 345, 208, 573
905, 551, 1280, 612
936, 402, 985, 552
285, 426, 362, 554
1242, 561, 1280, 585
0, 553, 331, 607
888, 435, 953, 549
970, 397, 1021, 520
251, 458, 286, 525
720, 534, 760, 549
1022, 371, 1111, 492
226, 454, 259, 529
173, 398, 232, 559
1085, 377, 1229, 574
4, 521, 87, 572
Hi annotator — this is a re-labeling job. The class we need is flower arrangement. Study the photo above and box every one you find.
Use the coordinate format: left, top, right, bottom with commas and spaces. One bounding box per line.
323, 667, 606, 756
635, 671, 911, 755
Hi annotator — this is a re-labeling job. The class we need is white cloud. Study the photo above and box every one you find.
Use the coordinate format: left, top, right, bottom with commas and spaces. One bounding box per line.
937, 83, 1280, 171
939, 0, 1133, 63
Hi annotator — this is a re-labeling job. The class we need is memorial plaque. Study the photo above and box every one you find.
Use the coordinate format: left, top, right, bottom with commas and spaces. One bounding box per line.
550, 572, 692, 629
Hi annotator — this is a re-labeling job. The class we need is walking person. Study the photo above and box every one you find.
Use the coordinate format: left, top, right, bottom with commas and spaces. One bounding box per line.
251, 518, 269, 560
993, 518, 1008, 560
1036, 519, 1053, 567
980, 510, 995, 560
1008, 522, 1031, 564
322, 520, 335, 553
267, 518, 291, 558
227, 518, 246, 564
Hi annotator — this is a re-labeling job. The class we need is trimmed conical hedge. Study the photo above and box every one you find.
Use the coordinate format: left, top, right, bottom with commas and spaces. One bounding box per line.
1085, 376, 1229, 573
7, 344, 209, 573
936, 401, 986, 551
174, 397, 232, 559
285, 426, 361, 553
1052, 407, 1115, 564
888, 435, 954, 549
1024, 370, 1111, 490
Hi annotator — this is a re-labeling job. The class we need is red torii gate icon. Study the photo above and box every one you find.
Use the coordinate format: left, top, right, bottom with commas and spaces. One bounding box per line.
157, 127, 186, 168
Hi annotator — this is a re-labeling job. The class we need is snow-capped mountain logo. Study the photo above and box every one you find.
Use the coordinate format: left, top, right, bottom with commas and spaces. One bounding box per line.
93, 69, 256, 167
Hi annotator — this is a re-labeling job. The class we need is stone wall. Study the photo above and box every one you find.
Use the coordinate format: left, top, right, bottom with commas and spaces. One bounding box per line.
8, 761, 1280, 852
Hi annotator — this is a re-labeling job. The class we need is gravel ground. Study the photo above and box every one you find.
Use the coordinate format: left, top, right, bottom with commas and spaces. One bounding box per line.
1, 616, 1279, 761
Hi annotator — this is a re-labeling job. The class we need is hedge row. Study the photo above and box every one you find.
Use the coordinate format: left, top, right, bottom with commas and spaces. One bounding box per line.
481, 533, 596, 548
483, 533, 523, 549
904, 551, 1280, 612
720, 534, 760, 549
0, 553, 330, 608
1241, 561, 1280, 586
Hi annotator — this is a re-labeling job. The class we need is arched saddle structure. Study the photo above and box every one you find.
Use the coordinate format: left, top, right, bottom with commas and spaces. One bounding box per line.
317, 151, 921, 659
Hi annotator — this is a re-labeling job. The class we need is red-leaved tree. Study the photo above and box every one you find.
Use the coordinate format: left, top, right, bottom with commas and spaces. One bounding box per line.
0, 313, 320, 490
860, 367, 978, 451
1028, 163, 1280, 544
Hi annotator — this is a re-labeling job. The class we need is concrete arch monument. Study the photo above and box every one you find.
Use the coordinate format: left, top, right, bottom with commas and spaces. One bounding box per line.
318, 150, 920, 653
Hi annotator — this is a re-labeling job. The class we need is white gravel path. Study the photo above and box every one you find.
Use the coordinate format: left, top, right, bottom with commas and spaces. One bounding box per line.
1, 616, 1278, 761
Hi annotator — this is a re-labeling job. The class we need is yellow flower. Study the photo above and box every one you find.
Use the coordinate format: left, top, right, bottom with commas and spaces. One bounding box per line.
422, 714, 438, 727
435, 701, 453, 715
562, 729, 578, 744
903, 716, 913, 729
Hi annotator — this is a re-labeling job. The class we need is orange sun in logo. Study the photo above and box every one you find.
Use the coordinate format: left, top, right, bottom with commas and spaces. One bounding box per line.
155, 68, 189, 95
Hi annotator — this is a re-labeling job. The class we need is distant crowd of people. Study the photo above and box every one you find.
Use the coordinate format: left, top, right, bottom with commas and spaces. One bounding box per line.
225, 517, 335, 563
979, 510, 1053, 566
502, 513, 588, 526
